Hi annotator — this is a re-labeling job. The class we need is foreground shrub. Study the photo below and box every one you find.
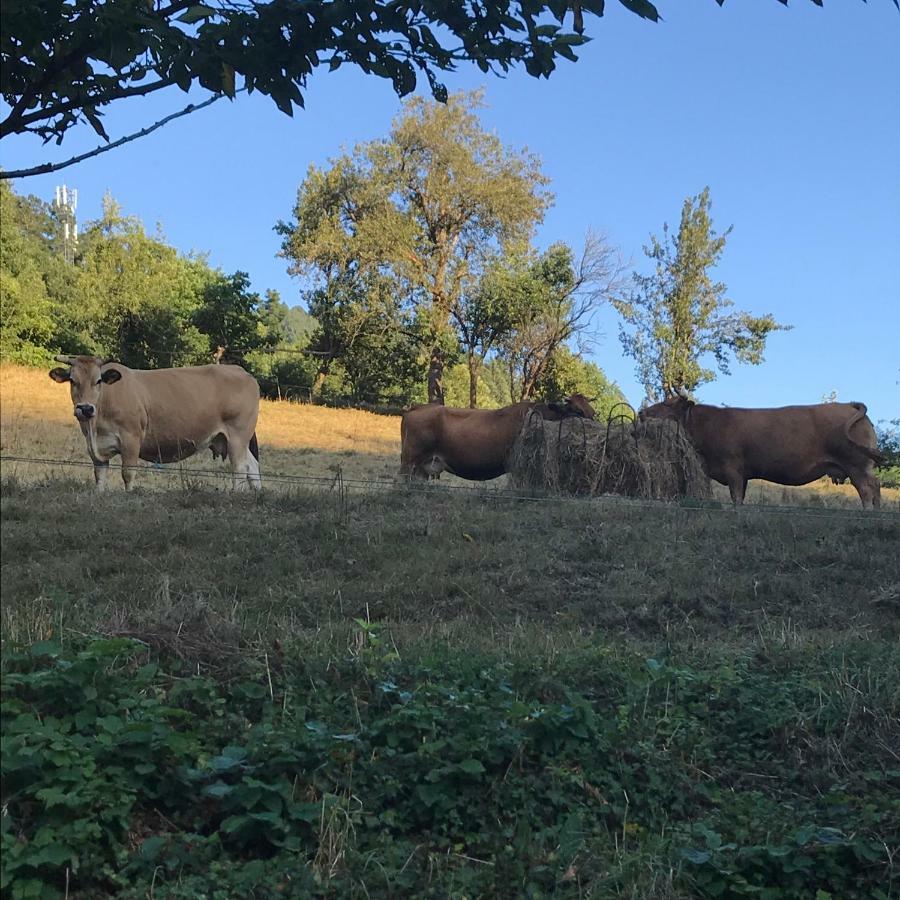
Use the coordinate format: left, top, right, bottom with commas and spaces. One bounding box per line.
2, 636, 897, 898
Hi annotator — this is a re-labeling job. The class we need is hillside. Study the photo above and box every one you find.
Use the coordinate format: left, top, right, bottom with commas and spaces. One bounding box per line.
3, 362, 899, 898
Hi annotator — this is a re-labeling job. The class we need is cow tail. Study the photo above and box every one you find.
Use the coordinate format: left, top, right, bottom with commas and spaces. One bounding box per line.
250, 432, 260, 462
843, 403, 885, 464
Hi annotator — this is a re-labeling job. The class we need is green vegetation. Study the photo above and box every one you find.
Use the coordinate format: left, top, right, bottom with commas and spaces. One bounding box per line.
2, 479, 898, 897
0, 183, 302, 380
876, 419, 900, 489
279, 92, 622, 407
613, 187, 789, 402
2, 126, 622, 409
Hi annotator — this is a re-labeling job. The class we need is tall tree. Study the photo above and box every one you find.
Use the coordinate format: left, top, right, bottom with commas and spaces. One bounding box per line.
279, 90, 549, 403
303, 271, 421, 403
613, 188, 789, 401
73, 194, 210, 368
451, 260, 518, 408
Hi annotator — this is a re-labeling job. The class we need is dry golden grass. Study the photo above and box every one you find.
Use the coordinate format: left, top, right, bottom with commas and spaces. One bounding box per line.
2, 363, 896, 507
0, 363, 402, 485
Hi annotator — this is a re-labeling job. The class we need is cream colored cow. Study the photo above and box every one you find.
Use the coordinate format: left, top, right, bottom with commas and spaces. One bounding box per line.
49, 355, 261, 491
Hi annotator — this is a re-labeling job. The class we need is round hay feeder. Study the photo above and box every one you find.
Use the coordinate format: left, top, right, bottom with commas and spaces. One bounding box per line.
508, 407, 712, 501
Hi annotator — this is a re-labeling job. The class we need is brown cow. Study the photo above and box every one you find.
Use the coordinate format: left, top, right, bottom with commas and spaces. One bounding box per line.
400, 394, 596, 481
49, 355, 261, 491
638, 392, 883, 507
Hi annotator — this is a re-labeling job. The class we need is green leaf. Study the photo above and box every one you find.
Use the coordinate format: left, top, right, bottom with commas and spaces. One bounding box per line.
29, 641, 61, 658
177, 5, 216, 24
203, 782, 233, 799
416, 784, 446, 807
220, 814, 250, 833
221, 63, 235, 98
617, 0, 661, 21
457, 758, 486, 776
139, 836, 167, 860
681, 848, 711, 864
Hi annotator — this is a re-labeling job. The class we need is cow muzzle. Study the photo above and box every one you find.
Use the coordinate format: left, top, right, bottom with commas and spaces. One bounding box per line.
75, 403, 96, 420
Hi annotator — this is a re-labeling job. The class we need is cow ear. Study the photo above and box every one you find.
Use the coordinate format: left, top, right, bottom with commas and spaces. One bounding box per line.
100, 369, 121, 385
49, 367, 70, 383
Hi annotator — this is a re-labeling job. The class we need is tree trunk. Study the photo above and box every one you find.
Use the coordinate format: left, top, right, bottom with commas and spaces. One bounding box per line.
467, 353, 479, 408
427, 346, 445, 405
312, 364, 330, 398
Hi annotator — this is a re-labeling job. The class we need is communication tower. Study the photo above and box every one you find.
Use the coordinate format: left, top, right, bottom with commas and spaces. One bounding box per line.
53, 185, 79, 264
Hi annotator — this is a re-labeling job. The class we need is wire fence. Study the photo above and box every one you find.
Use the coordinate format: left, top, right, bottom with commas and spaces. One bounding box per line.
1, 453, 896, 523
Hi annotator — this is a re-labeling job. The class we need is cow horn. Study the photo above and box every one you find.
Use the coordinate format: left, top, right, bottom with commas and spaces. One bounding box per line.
54, 354, 75, 365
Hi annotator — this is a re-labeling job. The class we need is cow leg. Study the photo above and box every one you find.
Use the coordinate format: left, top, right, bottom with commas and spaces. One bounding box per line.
227, 441, 259, 492
244, 447, 262, 491
120, 440, 140, 492
728, 477, 747, 506
93, 460, 110, 491
848, 470, 880, 509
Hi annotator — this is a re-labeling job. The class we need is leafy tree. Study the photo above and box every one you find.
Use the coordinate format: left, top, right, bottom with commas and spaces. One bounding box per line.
303, 272, 422, 404
280, 304, 316, 345
0, 182, 292, 376
533, 345, 627, 421
193, 270, 282, 362
279, 90, 549, 403
3, 0, 884, 178
876, 419, 900, 489
0, 181, 61, 363
451, 259, 519, 408
613, 187, 789, 401
496, 236, 620, 401
72, 194, 209, 368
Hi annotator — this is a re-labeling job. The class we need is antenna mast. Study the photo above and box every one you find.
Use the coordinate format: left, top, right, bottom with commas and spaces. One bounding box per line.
53, 185, 79, 264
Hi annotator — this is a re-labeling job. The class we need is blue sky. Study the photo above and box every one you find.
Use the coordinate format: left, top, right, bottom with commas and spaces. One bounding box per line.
2, 1, 898, 419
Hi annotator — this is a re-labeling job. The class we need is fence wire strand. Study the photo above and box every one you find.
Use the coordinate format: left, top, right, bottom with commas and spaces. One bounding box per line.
1, 454, 896, 523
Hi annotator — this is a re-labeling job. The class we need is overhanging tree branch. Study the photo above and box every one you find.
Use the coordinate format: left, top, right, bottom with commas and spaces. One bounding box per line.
0, 92, 233, 181
5, 78, 179, 138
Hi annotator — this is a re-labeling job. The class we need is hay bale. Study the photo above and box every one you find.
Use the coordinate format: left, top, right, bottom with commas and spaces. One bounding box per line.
508, 411, 712, 501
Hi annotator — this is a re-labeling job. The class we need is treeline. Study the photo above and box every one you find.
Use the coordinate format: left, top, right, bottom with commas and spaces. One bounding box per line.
0, 91, 791, 417
0, 175, 626, 414
0, 181, 321, 400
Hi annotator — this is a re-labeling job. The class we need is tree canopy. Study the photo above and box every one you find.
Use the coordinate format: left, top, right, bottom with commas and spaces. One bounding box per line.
3, 0, 889, 179
0, 181, 299, 385
612, 187, 789, 402
279, 90, 552, 404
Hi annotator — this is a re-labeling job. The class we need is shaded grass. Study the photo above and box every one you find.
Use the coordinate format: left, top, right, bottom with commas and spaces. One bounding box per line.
2, 477, 898, 654
3, 477, 899, 897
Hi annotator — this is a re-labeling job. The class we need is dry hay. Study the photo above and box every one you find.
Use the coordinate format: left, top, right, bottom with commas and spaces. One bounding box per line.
508, 407, 712, 501
101, 598, 245, 672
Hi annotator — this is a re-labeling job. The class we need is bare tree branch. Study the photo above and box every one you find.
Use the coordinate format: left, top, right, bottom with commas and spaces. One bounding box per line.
0, 92, 235, 180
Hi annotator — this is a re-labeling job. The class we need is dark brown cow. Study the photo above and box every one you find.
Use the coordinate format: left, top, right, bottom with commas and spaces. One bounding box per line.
400, 394, 596, 481
638, 393, 883, 507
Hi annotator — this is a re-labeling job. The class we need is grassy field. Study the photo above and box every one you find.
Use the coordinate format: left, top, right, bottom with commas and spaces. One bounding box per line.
2, 363, 900, 898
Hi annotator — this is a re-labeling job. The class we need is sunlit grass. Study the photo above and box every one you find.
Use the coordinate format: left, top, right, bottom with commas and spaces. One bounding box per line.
2, 363, 896, 507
